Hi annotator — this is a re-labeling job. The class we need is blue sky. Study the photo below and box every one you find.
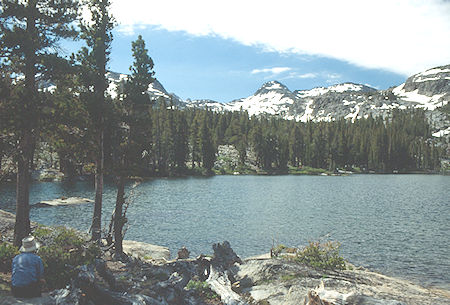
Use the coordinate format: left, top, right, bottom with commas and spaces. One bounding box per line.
108, 28, 407, 102
75, 0, 450, 103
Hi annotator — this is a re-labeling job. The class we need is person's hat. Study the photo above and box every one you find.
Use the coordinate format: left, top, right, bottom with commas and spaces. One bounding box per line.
20, 236, 40, 253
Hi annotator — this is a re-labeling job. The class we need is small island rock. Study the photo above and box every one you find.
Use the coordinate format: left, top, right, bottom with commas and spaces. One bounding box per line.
35, 197, 94, 207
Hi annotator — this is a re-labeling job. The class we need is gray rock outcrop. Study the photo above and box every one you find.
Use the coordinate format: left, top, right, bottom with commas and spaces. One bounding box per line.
231, 257, 450, 305
122, 240, 170, 262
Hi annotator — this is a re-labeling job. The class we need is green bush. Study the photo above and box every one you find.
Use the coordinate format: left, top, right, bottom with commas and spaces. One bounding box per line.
271, 244, 287, 257
33, 225, 53, 239
34, 226, 101, 289
0, 242, 19, 273
295, 241, 346, 270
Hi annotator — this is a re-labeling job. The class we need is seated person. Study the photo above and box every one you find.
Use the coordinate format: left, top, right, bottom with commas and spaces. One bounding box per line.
11, 236, 45, 298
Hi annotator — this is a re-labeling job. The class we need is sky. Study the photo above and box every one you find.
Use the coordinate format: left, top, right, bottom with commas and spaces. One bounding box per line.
75, 0, 450, 102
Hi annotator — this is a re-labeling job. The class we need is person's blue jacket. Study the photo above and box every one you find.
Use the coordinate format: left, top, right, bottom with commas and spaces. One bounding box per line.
12, 252, 44, 287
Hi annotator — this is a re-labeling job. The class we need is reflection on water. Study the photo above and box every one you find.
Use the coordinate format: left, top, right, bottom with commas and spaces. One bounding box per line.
0, 174, 449, 289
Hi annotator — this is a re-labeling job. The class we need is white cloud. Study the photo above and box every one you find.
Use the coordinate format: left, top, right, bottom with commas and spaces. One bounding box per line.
110, 0, 450, 75
326, 73, 343, 83
278, 72, 318, 80
297, 73, 317, 79
251, 67, 292, 74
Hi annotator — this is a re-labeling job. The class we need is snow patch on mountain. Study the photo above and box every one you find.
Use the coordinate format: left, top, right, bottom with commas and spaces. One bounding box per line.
344, 103, 362, 123
296, 83, 374, 98
392, 83, 447, 111
432, 127, 450, 138
298, 100, 314, 122
185, 99, 226, 111
263, 81, 284, 91
418, 67, 450, 76
227, 93, 293, 116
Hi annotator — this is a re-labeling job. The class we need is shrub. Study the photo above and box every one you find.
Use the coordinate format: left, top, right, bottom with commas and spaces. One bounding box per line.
0, 242, 19, 273
33, 225, 53, 239
295, 241, 346, 270
34, 226, 101, 289
271, 244, 287, 257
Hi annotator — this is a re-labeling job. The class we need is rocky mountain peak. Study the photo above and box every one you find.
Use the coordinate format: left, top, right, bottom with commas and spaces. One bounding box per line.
402, 65, 450, 97
255, 80, 291, 95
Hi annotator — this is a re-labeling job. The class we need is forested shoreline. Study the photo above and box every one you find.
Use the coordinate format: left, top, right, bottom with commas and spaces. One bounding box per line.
1, 102, 447, 179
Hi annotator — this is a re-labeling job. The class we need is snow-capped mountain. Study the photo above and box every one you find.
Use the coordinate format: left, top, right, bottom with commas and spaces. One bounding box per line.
182, 65, 450, 137
392, 66, 450, 111
227, 81, 298, 117
100, 66, 450, 138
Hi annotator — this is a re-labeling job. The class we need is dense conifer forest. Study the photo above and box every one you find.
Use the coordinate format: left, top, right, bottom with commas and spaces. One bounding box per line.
2, 94, 445, 178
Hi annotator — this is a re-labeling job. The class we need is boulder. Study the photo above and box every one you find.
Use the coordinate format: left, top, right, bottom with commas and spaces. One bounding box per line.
122, 240, 170, 262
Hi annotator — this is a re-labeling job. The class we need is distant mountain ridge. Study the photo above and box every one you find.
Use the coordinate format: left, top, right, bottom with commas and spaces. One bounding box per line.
106, 71, 184, 106
106, 65, 450, 138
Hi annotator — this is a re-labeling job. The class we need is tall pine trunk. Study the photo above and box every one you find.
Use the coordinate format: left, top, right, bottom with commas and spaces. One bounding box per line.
14, 8, 36, 247
92, 129, 104, 242
14, 132, 32, 246
114, 175, 125, 258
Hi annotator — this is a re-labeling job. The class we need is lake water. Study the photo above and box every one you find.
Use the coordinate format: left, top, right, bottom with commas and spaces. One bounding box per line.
0, 175, 449, 289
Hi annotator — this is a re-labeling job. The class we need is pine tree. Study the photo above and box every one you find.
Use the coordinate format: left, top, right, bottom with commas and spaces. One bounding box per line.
152, 99, 167, 174
0, 0, 79, 246
77, 0, 114, 243
43, 62, 90, 178
0, 71, 16, 176
163, 100, 176, 173
289, 124, 303, 167
174, 111, 189, 172
199, 110, 216, 172
112, 35, 154, 256
189, 110, 201, 168
122, 34, 155, 174
250, 123, 265, 168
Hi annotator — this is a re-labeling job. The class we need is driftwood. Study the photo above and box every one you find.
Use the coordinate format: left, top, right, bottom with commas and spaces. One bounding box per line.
206, 241, 249, 305
207, 267, 249, 305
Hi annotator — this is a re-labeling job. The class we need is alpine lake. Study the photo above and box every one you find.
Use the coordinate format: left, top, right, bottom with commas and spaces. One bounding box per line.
0, 174, 449, 290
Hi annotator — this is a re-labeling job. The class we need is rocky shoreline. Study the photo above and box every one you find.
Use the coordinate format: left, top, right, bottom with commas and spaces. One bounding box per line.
0, 210, 449, 305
